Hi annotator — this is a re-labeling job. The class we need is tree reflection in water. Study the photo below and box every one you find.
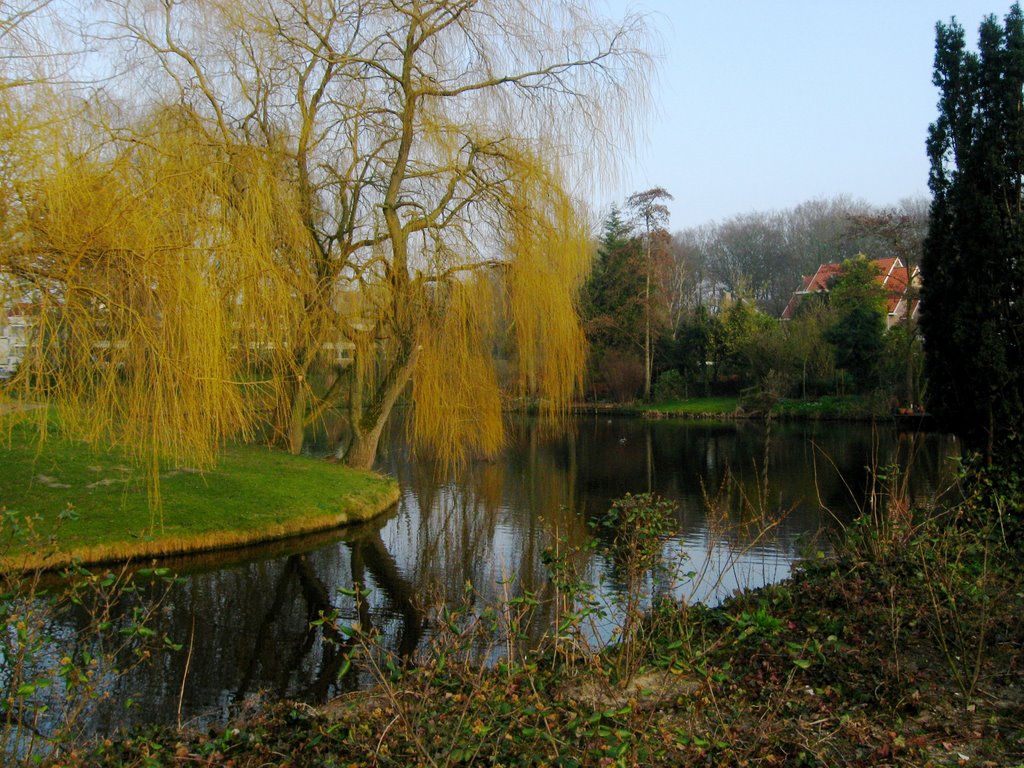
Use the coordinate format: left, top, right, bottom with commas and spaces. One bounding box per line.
67, 416, 958, 734
73, 513, 425, 735
234, 527, 425, 704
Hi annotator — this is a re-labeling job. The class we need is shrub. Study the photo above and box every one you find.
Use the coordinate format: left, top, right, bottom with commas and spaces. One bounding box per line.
652, 369, 686, 403
598, 349, 644, 402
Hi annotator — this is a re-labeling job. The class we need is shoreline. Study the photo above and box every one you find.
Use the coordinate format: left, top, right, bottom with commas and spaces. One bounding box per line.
1, 483, 400, 572
569, 400, 937, 427
1, 431, 401, 572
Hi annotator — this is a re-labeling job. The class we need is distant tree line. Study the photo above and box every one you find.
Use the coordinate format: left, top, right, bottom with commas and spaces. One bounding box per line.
669, 196, 928, 318
583, 195, 928, 407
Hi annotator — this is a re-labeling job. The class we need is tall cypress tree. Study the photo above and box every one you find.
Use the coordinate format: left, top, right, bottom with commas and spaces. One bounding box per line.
923, 5, 1024, 461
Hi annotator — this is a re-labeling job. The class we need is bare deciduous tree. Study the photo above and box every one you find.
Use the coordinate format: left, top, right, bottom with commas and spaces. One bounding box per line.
626, 186, 671, 400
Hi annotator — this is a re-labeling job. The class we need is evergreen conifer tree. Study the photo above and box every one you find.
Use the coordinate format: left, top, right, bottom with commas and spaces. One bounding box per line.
924, 5, 1024, 460
584, 207, 645, 354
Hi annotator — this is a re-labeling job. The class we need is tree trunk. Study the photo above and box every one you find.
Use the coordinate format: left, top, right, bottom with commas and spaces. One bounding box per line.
643, 258, 652, 400
337, 345, 419, 470
344, 422, 388, 471
904, 320, 917, 408
287, 380, 306, 455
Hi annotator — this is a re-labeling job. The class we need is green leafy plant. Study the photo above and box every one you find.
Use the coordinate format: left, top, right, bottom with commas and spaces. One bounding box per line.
591, 492, 677, 684
538, 534, 605, 672
734, 606, 783, 639
594, 493, 675, 574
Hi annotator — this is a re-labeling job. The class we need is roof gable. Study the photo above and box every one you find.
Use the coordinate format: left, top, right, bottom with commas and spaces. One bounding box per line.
783, 257, 919, 322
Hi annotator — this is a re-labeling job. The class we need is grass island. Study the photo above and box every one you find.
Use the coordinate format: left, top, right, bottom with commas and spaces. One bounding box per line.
0, 423, 399, 571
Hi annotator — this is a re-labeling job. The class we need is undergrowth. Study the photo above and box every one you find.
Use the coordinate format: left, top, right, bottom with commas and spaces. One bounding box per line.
1, 511, 179, 765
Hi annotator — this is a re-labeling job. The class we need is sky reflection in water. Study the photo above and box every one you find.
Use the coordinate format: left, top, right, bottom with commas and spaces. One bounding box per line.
72, 416, 958, 733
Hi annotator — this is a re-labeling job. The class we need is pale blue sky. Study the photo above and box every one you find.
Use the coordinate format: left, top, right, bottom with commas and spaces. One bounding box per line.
600, 1, 1010, 229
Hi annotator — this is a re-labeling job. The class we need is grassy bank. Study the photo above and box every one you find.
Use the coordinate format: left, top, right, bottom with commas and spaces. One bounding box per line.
772, 394, 890, 420
639, 396, 740, 416
594, 394, 894, 421
0, 427, 399, 570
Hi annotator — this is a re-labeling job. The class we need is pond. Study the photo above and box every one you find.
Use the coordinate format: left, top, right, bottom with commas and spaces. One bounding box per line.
55, 415, 960, 735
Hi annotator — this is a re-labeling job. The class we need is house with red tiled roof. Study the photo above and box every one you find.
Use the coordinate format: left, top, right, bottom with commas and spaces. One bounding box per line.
781, 256, 920, 329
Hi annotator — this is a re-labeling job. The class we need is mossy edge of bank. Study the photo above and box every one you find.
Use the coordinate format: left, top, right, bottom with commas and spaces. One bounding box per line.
1, 435, 400, 572
569, 396, 741, 419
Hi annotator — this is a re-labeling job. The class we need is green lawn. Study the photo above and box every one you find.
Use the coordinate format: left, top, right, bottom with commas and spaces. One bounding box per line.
640, 396, 740, 415
0, 426, 399, 569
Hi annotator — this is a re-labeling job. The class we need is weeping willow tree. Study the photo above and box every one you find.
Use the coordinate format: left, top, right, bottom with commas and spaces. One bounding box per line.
2, 106, 302, 483
3, 0, 654, 476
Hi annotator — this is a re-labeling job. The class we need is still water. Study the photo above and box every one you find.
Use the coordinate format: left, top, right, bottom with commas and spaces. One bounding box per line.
73, 415, 958, 733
